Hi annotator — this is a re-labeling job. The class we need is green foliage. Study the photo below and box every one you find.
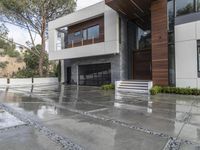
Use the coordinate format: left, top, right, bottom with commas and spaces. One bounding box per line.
0, 61, 9, 69
150, 86, 162, 95
150, 86, 200, 96
14, 68, 34, 78
56, 61, 61, 82
23, 44, 48, 76
0, 0, 76, 76
0, 23, 20, 58
101, 84, 115, 90
0, 23, 9, 37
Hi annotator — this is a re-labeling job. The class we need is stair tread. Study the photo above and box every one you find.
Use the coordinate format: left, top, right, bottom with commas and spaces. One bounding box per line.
120, 84, 148, 87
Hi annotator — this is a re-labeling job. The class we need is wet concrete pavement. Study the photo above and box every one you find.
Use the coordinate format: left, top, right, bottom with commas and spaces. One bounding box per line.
0, 85, 199, 149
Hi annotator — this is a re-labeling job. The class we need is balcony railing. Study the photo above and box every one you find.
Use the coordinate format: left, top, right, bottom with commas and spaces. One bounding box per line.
56, 33, 104, 51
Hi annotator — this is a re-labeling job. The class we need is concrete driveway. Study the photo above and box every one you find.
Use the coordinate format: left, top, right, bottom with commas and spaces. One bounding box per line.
0, 84, 199, 150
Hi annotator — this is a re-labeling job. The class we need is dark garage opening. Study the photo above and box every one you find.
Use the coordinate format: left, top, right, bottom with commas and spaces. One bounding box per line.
79, 63, 111, 86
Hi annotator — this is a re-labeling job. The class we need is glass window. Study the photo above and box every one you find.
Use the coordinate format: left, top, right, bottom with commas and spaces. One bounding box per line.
169, 44, 176, 85
79, 63, 111, 86
168, 0, 175, 31
74, 31, 82, 43
197, 40, 200, 77
197, 0, 200, 11
136, 28, 151, 50
176, 0, 194, 16
74, 31, 81, 36
87, 25, 100, 40
67, 33, 74, 44
83, 29, 87, 40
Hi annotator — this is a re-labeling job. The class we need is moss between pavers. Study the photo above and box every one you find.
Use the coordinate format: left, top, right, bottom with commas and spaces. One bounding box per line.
150, 86, 200, 96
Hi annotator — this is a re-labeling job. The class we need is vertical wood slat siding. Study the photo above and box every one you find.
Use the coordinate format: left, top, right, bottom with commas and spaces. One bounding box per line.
151, 0, 169, 86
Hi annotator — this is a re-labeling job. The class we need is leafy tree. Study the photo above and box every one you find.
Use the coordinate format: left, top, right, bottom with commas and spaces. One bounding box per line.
24, 44, 49, 75
0, 24, 19, 57
0, 0, 76, 76
0, 23, 8, 37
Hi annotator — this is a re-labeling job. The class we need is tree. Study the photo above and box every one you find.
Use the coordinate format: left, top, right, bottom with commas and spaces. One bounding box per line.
0, 0, 76, 76
24, 44, 49, 75
0, 23, 19, 57
15, 44, 49, 78
0, 23, 8, 37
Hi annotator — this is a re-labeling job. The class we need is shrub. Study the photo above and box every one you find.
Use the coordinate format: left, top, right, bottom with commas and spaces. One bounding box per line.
150, 86, 162, 95
14, 68, 34, 78
150, 86, 200, 96
101, 84, 115, 90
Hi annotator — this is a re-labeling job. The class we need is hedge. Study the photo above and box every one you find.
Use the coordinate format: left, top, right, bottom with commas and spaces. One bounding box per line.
150, 86, 200, 95
101, 84, 115, 90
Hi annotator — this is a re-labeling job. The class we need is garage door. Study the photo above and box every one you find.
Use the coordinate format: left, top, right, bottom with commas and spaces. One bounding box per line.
79, 63, 111, 86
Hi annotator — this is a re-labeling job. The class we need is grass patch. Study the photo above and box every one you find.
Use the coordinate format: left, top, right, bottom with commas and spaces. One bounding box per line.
150, 86, 200, 95
101, 84, 115, 90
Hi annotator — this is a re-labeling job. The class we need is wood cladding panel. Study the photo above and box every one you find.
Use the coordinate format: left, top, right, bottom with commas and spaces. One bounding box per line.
151, 0, 169, 86
105, 0, 151, 30
67, 16, 104, 48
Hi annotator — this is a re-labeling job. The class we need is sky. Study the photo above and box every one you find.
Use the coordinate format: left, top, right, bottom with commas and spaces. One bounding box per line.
5, 0, 103, 47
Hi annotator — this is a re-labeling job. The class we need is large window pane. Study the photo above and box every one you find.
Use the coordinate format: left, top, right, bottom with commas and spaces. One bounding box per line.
73, 31, 82, 43
176, 0, 194, 16
83, 29, 87, 40
88, 25, 100, 39
79, 63, 111, 86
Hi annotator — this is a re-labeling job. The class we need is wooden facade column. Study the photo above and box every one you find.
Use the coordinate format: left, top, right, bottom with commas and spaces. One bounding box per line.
151, 0, 169, 86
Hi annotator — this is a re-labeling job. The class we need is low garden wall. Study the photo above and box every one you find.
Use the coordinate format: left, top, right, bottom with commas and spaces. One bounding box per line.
0, 77, 58, 86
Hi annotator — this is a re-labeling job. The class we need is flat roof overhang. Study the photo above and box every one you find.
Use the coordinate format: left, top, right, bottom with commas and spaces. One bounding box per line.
105, 0, 153, 30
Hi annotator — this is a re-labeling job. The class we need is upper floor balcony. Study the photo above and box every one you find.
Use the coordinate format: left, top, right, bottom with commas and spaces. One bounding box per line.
48, 2, 119, 61
56, 17, 104, 51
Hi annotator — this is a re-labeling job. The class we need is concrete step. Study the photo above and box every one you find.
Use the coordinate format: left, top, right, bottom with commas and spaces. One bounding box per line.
118, 86, 148, 90
119, 84, 148, 87
116, 80, 153, 94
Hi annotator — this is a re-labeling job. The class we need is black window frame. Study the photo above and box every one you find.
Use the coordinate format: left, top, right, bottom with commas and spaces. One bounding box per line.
197, 40, 200, 77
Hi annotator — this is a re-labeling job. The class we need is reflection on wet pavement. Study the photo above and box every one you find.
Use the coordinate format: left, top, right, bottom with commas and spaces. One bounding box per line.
0, 84, 200, 149
0, 110, 25, 130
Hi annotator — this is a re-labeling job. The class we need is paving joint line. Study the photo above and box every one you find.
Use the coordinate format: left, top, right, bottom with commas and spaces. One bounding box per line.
2, 87, 199, 147
0, 103, 84, 150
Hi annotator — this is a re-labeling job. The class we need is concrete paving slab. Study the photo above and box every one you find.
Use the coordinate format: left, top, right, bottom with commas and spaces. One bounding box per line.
191, 106, 200, 114
92, 107, 184, 137
0, 110, 25, 129
113, 99, 191, 113
0, 92, 45, 103
62, 102, 106, 112
189, 114, 200, 126
178, 124, 200, 144
7, 103, 78, 122
179, 143, 200, 150
44, 114, 168, 150
0, 127, 62, 150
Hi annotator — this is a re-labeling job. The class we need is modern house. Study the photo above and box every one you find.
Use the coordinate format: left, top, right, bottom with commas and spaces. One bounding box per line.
48, 0, 200, 92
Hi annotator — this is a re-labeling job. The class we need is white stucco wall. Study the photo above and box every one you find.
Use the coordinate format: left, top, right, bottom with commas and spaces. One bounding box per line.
175, 21, 200, 88
48, 1, 119, 60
